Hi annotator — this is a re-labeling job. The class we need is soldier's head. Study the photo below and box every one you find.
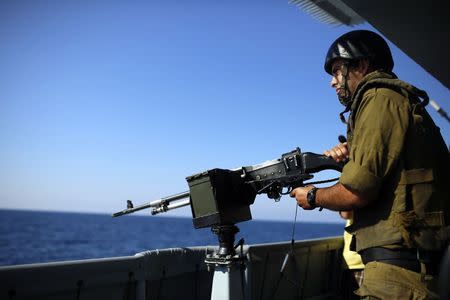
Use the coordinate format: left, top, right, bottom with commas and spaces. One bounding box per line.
324, 30, 394, 106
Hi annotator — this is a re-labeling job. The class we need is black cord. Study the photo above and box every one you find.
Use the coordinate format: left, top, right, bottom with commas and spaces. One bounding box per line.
304, 177, 339, 186
271, 202, 300, 299
291, 202, 299, 248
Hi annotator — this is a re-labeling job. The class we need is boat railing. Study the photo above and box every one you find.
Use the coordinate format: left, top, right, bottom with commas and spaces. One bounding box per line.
0, 237, 344, 300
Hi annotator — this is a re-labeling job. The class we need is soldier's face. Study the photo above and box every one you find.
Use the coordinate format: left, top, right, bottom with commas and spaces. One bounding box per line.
330, 59, 367, 99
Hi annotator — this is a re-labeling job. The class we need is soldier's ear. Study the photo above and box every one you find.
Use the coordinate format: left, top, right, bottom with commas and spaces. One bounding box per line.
359, 59, 371, 75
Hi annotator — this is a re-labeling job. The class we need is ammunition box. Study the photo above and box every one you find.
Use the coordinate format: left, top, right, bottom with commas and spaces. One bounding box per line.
186, 168, 256, 229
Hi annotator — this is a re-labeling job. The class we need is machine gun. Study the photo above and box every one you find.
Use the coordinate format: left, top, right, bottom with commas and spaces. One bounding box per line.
113, 147, 343, 229
113, 147, 343, 299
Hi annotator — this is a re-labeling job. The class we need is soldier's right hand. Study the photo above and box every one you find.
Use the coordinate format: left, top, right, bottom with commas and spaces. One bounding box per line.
324, 142, 349, 163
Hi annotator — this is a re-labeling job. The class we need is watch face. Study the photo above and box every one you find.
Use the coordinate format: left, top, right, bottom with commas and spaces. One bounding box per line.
307, 188, 316, 207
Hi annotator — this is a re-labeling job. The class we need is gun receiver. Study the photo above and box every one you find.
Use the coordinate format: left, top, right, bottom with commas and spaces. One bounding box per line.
113, 147, 343, 228
241, 148, 343, 200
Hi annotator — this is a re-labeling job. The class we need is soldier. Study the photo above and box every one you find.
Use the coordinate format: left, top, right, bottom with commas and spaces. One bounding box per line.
290, 30, 449, 299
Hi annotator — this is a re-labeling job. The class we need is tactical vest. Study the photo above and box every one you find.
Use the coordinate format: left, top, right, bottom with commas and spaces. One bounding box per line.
345, 72, 450, 252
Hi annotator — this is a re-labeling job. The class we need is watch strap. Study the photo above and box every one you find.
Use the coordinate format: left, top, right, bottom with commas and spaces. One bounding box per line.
307, 187, 318, 208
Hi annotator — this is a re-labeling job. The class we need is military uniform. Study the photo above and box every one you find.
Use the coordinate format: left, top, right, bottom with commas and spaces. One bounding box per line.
340, 71, 450, 299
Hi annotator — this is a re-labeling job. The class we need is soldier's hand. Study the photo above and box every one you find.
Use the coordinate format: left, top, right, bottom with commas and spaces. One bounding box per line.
324, 142, 349, 163
290, 186, 316, 210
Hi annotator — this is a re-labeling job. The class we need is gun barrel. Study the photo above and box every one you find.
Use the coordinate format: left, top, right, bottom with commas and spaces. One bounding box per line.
151, 198, 191, 215
112, 191, 190, 217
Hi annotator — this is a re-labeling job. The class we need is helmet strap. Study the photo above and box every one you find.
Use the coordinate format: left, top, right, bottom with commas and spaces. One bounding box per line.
339, 105, 351, 124
338, 63, 352, 124
338, 63, 351, 105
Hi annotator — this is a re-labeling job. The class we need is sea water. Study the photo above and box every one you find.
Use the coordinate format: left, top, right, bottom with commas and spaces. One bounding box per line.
0, 209, 344, 266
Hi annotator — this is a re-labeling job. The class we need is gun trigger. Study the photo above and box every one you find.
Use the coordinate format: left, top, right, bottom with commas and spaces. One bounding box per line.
274, 197, 281, 202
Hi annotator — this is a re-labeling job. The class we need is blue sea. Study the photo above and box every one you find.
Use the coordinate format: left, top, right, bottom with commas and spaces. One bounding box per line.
0, 209, 344, 266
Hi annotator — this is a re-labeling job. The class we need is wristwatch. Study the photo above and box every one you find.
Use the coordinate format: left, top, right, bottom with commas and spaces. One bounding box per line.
306, 187, 318, 208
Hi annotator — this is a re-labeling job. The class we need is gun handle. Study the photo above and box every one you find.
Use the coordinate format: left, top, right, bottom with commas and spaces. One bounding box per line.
301, 152, 344, 173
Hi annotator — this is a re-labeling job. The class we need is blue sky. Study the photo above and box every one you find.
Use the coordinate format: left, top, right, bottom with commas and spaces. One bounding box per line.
1, 1, 449, 224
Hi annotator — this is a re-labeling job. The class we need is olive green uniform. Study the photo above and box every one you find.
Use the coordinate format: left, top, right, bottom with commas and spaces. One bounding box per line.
340, 71, 450, 299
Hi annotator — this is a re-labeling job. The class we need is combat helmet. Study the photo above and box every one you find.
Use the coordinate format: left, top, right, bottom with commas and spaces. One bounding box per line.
324, 30, 394, 74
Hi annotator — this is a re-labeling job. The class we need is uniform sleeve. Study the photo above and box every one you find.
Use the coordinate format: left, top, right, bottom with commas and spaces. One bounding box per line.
339, 89, 410, 198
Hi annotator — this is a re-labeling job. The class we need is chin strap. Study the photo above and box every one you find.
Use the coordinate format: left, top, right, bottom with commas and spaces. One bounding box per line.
338, 63, 352, 124
339, 104, 351, 124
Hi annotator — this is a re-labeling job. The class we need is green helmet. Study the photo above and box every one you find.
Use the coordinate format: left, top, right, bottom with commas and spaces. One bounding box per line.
324, 30, 394, 75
